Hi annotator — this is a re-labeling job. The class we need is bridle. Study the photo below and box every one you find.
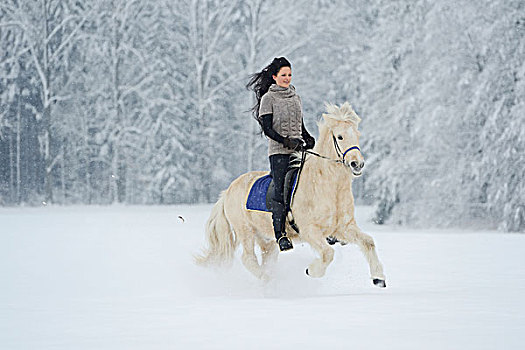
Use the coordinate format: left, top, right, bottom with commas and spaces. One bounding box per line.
304, 133, 361, 166
331, 134, 361, 164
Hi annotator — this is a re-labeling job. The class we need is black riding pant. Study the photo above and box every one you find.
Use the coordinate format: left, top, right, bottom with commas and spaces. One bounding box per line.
269, 154, 291, 204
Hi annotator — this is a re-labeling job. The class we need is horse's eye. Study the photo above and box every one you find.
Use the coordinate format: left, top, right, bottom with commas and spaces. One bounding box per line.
338, 135, 343, 140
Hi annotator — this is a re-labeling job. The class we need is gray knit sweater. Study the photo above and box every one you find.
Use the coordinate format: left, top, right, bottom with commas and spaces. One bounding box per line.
259, 84, 303, 156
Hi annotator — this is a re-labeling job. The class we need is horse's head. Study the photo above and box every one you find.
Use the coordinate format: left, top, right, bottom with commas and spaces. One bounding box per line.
319, 102, 364, 176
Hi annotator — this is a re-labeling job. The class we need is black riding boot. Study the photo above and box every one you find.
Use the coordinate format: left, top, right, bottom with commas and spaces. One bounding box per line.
271, 200, 293, 251
269, 154, 293, 251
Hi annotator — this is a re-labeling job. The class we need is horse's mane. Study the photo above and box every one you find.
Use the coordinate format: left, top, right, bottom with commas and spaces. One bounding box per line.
322, 102, 361, 126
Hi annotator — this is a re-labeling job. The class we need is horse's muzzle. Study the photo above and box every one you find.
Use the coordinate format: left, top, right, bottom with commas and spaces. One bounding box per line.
349, 160, 365, 176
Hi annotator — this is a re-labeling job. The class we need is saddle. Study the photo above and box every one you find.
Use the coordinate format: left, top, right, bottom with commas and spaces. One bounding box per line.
265, 166, 300, 212
245, 162, 301, 213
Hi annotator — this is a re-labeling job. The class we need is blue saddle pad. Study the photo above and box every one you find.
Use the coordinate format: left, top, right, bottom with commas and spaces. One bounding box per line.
246, 173, 299, 212
246, 175, 272, 212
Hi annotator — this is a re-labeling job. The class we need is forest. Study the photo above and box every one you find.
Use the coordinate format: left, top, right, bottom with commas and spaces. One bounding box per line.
1, 0, 524, 232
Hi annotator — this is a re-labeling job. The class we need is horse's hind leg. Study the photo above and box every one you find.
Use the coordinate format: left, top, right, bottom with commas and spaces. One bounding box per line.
237, 225, 270, 281
346, 226, 386, 286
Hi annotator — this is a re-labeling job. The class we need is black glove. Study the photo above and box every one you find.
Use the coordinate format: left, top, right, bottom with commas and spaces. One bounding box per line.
283, 137, 304, 151
304, 135, 315, 150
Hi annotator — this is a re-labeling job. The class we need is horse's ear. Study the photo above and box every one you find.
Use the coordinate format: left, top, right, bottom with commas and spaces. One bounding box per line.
340, 102, 352, 115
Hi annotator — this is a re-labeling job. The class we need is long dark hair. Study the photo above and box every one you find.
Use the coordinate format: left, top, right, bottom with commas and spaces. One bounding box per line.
246, 57, 291, 123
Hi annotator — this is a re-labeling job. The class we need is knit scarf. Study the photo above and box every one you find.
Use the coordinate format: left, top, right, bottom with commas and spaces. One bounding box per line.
268, 84, 296, 98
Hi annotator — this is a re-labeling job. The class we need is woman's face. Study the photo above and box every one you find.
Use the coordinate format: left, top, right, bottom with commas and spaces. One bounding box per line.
273, 66, 292, 88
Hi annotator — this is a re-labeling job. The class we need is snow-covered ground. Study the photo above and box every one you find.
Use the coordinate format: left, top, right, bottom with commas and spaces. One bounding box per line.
1, 204, 524, 349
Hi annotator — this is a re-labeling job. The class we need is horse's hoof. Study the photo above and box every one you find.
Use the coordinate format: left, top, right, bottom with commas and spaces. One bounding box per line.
326, 236, 338, 245
326, 236, 348, 246
373, 279, 386, 288
305, 267, 325, 278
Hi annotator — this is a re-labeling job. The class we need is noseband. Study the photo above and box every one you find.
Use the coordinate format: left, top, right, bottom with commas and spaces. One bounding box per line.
332, 134, 361, 163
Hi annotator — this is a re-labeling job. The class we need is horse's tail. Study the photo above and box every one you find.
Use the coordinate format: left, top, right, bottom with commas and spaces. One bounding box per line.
194, 191, 237, 266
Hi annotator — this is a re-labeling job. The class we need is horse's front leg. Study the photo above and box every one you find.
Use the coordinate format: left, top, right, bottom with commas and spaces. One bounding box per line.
343, 225, 386, 287
303, 229, 335, 278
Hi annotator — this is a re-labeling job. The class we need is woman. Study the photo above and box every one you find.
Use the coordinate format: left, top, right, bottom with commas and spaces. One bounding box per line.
246, 57, 315, 251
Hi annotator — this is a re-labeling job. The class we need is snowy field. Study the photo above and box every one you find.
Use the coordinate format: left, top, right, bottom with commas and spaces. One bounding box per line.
1, 204, 524, 349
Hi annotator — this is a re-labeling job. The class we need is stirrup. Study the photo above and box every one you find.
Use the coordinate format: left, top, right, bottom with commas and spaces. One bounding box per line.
277, 235, 293, 251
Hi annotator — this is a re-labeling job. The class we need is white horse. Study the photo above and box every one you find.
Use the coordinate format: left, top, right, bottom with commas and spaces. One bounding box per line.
195, 102, 386, 287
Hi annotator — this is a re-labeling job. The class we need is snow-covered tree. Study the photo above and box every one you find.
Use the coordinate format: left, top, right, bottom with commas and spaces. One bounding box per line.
0, 0, 523, 232
0, 0, 88, 204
